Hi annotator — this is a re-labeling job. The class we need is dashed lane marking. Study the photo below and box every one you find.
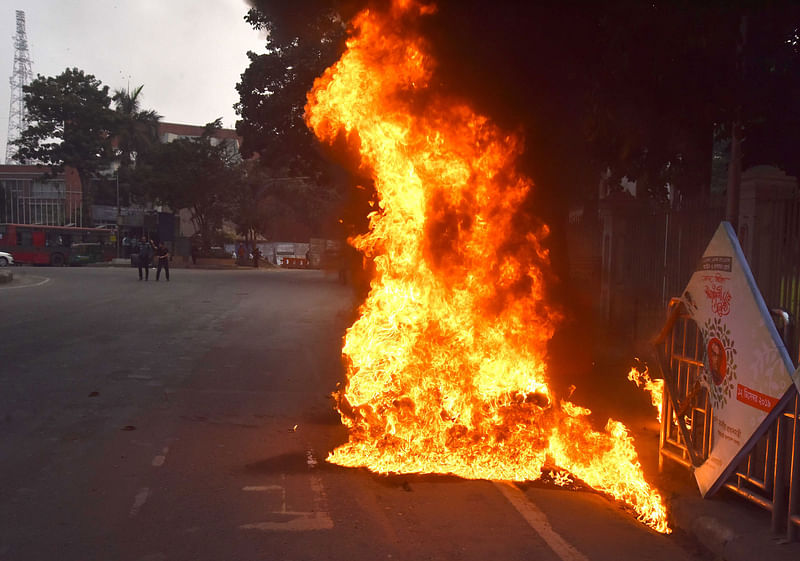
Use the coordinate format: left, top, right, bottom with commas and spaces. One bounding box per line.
494, 481, 589, 561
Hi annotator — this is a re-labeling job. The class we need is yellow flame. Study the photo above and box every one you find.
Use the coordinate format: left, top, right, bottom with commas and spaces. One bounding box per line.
306, 0, 669, 534
627, 367, 665, 423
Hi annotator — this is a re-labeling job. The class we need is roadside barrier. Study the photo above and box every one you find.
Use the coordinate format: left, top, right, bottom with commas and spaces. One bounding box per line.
655, 298, 800, 541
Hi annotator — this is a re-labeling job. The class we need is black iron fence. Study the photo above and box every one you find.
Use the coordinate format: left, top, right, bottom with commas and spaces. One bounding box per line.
570, 180, 800, 359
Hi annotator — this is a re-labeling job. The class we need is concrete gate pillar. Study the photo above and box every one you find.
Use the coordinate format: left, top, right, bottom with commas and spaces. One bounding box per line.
737, 165, 797, 282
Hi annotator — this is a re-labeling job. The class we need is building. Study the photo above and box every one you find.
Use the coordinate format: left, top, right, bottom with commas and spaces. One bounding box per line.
1, 121, 241, 233
154, 122, 242, 242
0, 165, 83, 225
157, 121, 240, 157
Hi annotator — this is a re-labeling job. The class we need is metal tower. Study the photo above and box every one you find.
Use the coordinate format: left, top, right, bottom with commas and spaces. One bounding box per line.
5, 10, 33, 164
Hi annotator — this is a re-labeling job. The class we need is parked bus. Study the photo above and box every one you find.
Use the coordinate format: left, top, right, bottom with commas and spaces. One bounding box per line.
0, 223, 115, 265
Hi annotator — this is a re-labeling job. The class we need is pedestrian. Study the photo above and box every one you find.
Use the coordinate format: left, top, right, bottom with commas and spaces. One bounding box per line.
190, 244, 198, 266
137, 235, 153, 281
155, 242, 170, 281
252, 246, 261, 268
237, 243, 246, 266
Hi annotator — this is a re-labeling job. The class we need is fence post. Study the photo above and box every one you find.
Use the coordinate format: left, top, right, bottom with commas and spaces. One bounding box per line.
773, 414, 789, 534
788, 394, 800, 541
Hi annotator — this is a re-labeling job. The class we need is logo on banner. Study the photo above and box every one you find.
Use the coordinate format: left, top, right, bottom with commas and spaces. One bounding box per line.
704, 274, 732, 317
702, 317, 738, 407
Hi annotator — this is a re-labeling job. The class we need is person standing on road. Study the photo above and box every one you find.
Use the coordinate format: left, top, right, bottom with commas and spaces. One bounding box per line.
156, 242, 170, 281
137, 235, 153, 281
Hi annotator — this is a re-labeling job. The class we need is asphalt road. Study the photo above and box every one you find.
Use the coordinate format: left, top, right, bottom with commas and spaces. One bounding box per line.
0, 266, 708, 561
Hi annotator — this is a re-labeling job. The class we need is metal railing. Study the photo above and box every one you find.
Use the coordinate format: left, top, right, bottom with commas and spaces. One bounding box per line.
656, 298, 800, 540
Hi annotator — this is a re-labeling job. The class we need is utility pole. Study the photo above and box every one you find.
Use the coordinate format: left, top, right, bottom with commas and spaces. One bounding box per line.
5, 10, 33, 164
116, 170, 121, 258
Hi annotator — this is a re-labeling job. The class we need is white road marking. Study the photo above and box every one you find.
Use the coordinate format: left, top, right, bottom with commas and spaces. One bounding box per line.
0, 275, 51, 290
494, 481, 589, 561
130, 487, 151, 517
240, 449, 333, 532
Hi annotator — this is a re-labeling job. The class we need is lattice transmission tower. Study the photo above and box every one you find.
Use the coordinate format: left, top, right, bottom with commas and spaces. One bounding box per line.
5, 10, 33, 164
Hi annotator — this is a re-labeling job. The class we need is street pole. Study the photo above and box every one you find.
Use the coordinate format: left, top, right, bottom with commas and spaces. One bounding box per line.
116, 171, 121, 259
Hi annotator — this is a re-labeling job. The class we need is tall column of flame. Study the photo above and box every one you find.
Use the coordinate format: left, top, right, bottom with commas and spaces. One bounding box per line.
306, 1, 669, 533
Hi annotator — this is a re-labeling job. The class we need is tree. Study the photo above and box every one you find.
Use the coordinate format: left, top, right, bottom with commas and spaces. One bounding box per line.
423, 1, 800, 204
235, 5, 346, 171
576, 4, 800, 204
112, 84, 162, 171
237, 1, 800, 270
228, 160, 346, 242
235, 2, 357, 239
133, 120, 238, 248
109, 85, 162, 212
12, 68, 116, 218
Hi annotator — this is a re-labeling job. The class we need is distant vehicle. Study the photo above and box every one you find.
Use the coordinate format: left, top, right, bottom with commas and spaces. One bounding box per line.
0, 251, 13, 266
68, 243, 107, 266
275, 243, 295, 265
0, 223, 114, 266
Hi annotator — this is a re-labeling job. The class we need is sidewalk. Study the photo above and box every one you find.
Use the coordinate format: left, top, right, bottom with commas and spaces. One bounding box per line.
628, 408, 800, 560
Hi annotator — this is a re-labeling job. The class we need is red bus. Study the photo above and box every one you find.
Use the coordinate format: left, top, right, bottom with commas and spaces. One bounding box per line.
0, 223, 115, 266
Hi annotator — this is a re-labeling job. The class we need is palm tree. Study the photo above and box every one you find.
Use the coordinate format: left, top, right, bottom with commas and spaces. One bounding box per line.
112, 84, 161, 170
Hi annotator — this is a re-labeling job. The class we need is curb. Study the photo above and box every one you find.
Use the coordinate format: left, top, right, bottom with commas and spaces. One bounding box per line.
664, 477, 800, 561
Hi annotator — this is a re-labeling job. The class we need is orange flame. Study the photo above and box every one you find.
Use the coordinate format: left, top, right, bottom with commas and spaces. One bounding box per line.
627, 367, 665, 423
306, 0, 669, 533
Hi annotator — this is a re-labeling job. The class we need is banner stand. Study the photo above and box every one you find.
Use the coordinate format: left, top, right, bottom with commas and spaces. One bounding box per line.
654, 221, 797, 498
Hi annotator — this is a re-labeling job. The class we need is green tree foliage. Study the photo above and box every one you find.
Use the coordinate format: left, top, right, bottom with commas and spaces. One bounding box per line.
112, 85, 162, 170
425, 1, 800, 208
235, 5, 346, 171
229, 160, 347, 242
235, 2, 352, 239
133, 120, 237, 247
111, 84, 162, 209
12, 68, 115, 207
246, 2, 800, 206
579, 3, 800, 202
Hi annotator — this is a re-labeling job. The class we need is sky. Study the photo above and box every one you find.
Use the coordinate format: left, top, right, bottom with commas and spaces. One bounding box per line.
0, 0, 266, 162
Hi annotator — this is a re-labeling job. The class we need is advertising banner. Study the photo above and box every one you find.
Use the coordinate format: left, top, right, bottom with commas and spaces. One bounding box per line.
680, 222, 796, 497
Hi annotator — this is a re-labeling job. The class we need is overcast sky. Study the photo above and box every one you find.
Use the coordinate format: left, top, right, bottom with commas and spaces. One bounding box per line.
0, 0, 266, 161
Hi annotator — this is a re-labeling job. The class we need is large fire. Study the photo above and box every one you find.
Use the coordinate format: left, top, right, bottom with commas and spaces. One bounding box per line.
306, 0, 669, 533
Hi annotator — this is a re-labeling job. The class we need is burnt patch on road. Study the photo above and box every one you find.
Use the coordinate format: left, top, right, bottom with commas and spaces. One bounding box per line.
245, 452, 314, 475
372, 473, 465, 491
